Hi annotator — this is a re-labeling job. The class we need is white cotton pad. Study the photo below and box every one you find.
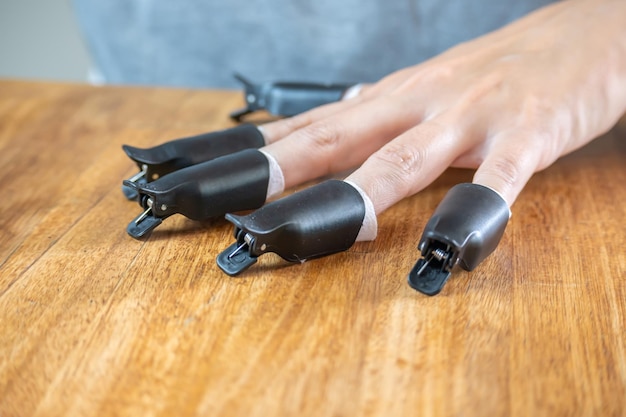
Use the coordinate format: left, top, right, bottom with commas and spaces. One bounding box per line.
259, 150, 285, 200
342, 84, 363, 100
344, 180, 377, 241
256, 125, 269, 145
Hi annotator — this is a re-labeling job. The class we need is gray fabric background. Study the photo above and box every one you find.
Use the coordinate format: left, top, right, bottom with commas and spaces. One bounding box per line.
73, 0, 557, 88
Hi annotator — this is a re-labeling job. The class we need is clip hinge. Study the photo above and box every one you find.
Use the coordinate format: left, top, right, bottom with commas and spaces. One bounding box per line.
122, 164, 148, 200
408, 243, 456, 296
217, 230, 260, 276
124, 193, 164, 239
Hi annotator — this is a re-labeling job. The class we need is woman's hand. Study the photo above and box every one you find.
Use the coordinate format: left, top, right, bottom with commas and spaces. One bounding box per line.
259, 0, 626, 214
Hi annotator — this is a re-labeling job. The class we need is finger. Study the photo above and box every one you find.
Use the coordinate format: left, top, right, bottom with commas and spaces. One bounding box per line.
345, 117, 472, 214
263, 94, 425, 189
260, 85, 372, 144
472, 130, 542, 206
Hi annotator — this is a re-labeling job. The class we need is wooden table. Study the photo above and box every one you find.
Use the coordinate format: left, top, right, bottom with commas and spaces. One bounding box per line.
0, 80, 624, 417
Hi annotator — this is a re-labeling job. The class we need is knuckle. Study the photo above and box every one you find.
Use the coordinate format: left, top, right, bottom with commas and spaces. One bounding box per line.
390, 64, 455, 94
484, 152, 526, 191
366, 121, 452, 197
281, 114, 308, 132
520, 94, 551, 120
299, 122, 343, 154
419, 63, 455, 83
371, 141, 427, 189
459, 72, 505, 107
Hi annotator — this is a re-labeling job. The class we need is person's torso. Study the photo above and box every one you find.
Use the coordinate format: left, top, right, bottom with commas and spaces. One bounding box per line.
73, 0, 557, 88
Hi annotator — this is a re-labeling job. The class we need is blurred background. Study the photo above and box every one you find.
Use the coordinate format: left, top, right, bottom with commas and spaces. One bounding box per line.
0, 0, 91, 82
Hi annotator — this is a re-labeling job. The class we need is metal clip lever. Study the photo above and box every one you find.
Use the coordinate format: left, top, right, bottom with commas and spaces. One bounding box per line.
217, 230, 260, 276
217, 180, 366, 276
230, 73, 356, 122
408, 183, 511, 296
122, 124, 265, 200
124, 149, 270, 239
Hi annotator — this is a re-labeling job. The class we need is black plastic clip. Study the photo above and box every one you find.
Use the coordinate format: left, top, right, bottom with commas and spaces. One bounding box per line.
230, 73, 355, 122
122, 124, 265, 200
408, 183, 511, 296
217, 180, 366, 276
124, 149, 270, 239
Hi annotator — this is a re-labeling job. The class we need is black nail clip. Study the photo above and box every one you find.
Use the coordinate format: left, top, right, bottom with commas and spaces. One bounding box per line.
230, 73, 356, 122
216, 180, 366, 276
408, 183, 510, 296
122, 124, 265, 200
124, 149, 270, 239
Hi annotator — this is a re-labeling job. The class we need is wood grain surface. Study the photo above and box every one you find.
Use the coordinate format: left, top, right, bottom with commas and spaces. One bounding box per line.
0, 80, 624, 417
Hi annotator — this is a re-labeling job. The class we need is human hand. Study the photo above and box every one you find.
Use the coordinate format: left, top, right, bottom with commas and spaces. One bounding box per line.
259, 0, 626, 217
